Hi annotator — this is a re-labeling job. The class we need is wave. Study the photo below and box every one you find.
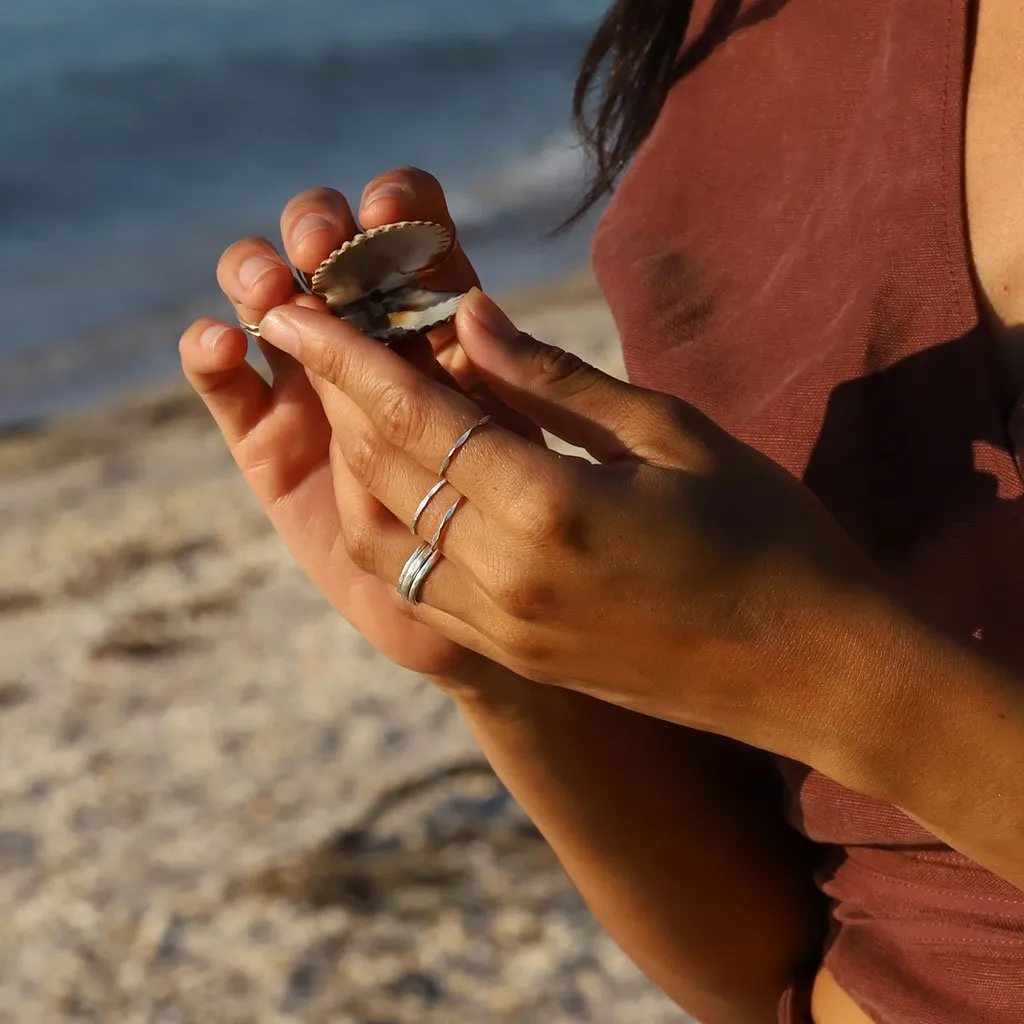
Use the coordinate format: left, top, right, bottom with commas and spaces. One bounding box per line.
0, 7, 602, 421
446, 134, 590, 232
0, 24, 592, 236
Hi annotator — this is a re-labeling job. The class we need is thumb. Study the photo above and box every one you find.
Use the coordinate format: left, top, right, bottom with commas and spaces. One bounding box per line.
456, 288, 652, 462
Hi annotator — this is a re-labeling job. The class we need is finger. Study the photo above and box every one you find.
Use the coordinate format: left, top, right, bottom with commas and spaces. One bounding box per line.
280, 187, 361, 276
304, 358, 480, 552
331, 414, 494, 574
217, 236, 296, 329
258, 304, 563, 524
359, 168, 480, 383
180, 317, 271, 444
280, 186, 445, 379
257, 292, 332, 385
359, 168, 479, 294
454, 288, 655, 462
329, 439, 495, 631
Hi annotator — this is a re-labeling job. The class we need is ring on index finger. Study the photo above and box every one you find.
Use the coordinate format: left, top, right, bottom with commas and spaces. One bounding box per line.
237, 318, 263, 339
407, 415, 491, 534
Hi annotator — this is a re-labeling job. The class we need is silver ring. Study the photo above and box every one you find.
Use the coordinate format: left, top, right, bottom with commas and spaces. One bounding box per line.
409, 478, 448, 534
407, 549, 442, 606
438, 415, 492, 477
429, 497, 463, 550
289, 262, 314, 295
397, 542, 432, 600
238, 318, 263, 339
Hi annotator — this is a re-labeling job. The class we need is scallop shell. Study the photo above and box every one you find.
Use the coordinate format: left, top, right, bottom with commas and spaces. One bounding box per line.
310, 221, 466, 341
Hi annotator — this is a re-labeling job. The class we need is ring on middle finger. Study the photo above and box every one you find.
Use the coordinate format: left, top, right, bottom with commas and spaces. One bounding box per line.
428, 497, 464, 551
410, 478, 448, 534
408, 414, 492, 534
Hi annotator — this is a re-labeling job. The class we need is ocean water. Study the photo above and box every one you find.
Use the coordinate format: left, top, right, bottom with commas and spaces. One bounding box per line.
0, 0, 609, 424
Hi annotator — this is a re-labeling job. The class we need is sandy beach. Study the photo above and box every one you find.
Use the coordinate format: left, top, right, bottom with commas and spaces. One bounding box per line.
0, 273, 689, 1023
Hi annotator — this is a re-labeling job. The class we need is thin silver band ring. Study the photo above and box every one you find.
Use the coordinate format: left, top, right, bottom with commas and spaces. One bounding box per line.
407, 549, 442, 606
238, 318, 263, 339
290, 262, 314, 295
397, 542, 432, 599
408, 413, 489, 535
410, 478, 448, 534
429, 497, 464, 550
398, 414, 489, 605
438, 415, 492, 477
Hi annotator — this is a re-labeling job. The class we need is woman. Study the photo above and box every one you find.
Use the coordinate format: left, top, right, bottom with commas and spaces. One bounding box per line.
178, 1, 1024, 1021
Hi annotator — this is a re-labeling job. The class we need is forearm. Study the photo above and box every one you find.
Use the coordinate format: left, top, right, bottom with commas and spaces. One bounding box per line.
439, 667, 826, 1024
820, 591, 1024, 891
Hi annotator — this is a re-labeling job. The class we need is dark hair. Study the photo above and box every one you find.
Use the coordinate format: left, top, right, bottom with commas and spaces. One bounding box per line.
567, 0, 746, 227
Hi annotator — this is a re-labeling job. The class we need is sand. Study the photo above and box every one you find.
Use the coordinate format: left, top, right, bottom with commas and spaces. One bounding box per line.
0, 272, 690, 1023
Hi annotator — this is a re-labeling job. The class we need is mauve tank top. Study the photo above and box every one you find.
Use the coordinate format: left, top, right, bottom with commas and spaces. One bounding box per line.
590, 1, 1024, 1021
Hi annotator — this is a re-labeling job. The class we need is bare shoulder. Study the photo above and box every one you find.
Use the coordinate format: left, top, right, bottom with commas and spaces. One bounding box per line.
965, 0, 1024, 385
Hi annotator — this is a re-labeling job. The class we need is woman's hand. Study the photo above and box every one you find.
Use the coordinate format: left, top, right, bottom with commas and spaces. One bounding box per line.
255, 289, 895, 764
179, 171, 524, 685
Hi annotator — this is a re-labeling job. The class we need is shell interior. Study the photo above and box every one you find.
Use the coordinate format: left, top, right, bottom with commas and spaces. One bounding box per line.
311, 221, 466, 340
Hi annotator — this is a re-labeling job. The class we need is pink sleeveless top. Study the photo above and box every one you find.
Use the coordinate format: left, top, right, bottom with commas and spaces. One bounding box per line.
591, 1, 1024, 1021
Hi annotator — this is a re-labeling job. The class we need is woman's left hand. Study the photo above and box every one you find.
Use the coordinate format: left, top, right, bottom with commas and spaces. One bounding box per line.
257, 289, 893, 764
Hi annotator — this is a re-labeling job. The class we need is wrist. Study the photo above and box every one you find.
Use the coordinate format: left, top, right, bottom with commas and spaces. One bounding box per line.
802, 583, 1018, 810
427, 659, 557, 718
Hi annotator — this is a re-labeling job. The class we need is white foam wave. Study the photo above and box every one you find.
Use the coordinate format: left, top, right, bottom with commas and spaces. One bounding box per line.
445, 133, 589, 229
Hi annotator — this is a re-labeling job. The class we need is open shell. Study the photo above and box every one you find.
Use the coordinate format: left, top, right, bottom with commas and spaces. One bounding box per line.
310, 221, 465, 341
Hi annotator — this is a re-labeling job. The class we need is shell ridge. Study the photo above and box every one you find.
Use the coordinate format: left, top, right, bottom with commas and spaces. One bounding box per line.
310, 220, 464, 340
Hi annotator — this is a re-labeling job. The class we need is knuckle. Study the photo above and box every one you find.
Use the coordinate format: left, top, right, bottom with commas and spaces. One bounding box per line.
641, 393, 715, 467
515, 478, 580, 547
374, 381, 425, 449
490, 561, 553, 621
530, 342, 596, 392
342, 516, 378, 573
631, 394, 677, 445
642, 389, 678, 421
343, 431, 384, 488
314, 341, 350, 388
499, 620, 553, 669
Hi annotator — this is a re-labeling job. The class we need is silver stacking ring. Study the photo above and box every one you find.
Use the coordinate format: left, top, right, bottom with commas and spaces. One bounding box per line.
406, 549, 442, 606
439, 415, 492, 477
429, 497, 464, 549
397, 498, 463, 605
397, 542, 433, 601
237, 318, 263, 339
398, 415, 490, 605
407, 415, 492, 534
410, 478, 448, 535
290, 263, 314, 295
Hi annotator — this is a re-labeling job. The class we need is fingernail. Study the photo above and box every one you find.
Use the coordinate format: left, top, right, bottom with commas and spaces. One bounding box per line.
362, 181, 410, 210
466, 287, 519, 344
201, 324, 228, 352
238, 254, 280, 290
258, 308, 300, 353
293, 213, 336, 245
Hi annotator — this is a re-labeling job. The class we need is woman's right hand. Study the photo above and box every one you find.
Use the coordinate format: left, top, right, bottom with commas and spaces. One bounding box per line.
182, 176, 828, 1024
178, 170, 513, 687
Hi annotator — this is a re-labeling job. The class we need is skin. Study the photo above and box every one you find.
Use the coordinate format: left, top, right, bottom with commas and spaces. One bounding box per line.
249, 269, 1024, 873
182, 172, 828, 1024
818, 0, 1024, 1017
178, 4, 1024, 1019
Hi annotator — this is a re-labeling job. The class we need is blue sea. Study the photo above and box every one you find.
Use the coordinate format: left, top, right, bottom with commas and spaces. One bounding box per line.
0, 0, 609, 425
